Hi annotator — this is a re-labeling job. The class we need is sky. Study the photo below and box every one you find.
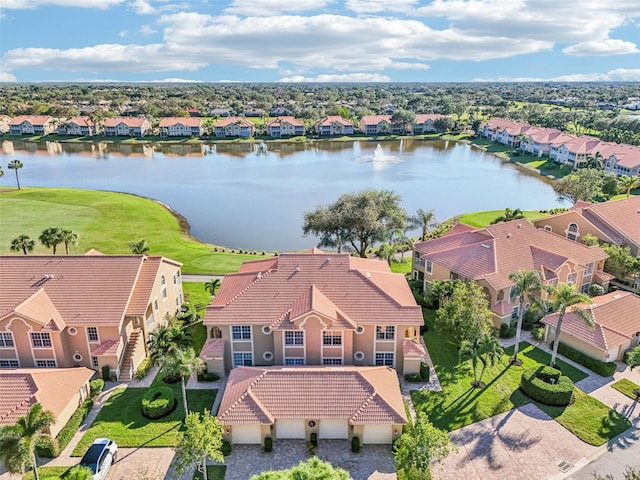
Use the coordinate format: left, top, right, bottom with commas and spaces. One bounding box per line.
1, 0, 640, 83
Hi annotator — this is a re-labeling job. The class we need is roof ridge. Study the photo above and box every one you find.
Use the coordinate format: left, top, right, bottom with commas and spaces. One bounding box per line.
218, 368, 269, 419
224, 269, 273, 307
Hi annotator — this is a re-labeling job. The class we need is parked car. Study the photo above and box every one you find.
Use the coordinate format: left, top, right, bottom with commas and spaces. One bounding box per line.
80, 438, 118, 480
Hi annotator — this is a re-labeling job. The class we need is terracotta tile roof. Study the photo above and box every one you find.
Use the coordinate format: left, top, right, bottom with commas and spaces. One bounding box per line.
199, 338, 225, 358
214, 117, 255, 127
205, 252, 423, 327
0, 368, 94, 427
318, 116, 354, 127
575, 197, 640, 249
103, 117, 148, 128
360, 115, 391, 125
415, 220, 608, 290
549, 133, 579, 147
91, 339, 120, 356
66, 116, 95, 127
9, 115, 52, 126
158, 117, 202, 127
444, 222, 477, 236
218, 366, 407, 425
402, 338, 426, 357
525, 127, 564, 143
605, 144, 640, 168
541, 292, 640, 351
266, 116, 305, 127
126, 256, 162, 316
84, 249, 105, 256
557, 136, 605, 155
414, 114, 443, 123
12, 289, 66, 330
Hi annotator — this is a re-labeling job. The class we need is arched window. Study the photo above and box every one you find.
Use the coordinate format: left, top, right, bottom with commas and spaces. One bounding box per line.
567, 223, 579, 241
568, 223, 578, 233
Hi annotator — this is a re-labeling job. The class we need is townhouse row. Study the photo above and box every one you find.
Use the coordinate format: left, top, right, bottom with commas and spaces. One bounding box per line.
480, 117, 640, 178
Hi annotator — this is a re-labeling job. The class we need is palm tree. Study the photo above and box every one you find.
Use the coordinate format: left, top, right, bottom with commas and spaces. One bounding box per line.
508, 269, 542, 365
0, 165, 3, 178
618, 175, 640, 198
584, 151, 604, 170
38, 227, 64, 255
543, 282, 593, 367
160, 347, 205, 418
203, 278, 221, 296
147, 325, 192, 366
424, 279, 459, 309
0, 403, 55, 480
8, 159, 23, 190
408, 208, 437, 241
60, 229, 78, 254
459, 332, 504, 388
10, 235, 36, 255
490, 207, 525, 225
128, 239, 150, 254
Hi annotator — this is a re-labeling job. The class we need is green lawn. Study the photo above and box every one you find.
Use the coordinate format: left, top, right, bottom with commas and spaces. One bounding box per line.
611, 378, 640, 400
412, 311, 630, 445
187, 321, 208, 354
0, 187, 272, 274
23, 466, 71, 479
390, 256, 411, 274
458, 210, 549, 228
72, 384, 217, 455
194, 465, 227, 480
183, 282, 212, 312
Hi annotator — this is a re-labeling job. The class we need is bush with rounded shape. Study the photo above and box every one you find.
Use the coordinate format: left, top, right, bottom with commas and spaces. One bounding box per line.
351, 435, 360, 453
404, 373, 423, 383
90, 379, 104, 398
221, 440, 232, 456
520, 366, 574, 406
264, 436, 272, 452
141, 386, 177, 419
531, 326, 545, 341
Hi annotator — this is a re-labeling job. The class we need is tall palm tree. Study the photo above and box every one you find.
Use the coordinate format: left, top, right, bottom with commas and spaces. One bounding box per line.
60, 229, 78, 254
38, 227, 64, 255
508, 269, 542, 365
424, 279, 460, 309
490, 207, 525, 224
459, 332, 504, 388
618, 175, 640, 198
147, 325, 192, 366
203, 278, 221, 296
160, 347, 205, 418
8, 159, 24, 190
128, 239, 150, 254
0, 403, 55, 480
584, 151, 604, 170
10, 235, 36, 255
543, 282, 593, 367
408, 208, 437, 241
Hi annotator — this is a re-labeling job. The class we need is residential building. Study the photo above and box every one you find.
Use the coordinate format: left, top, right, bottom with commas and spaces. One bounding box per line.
265, 116, 305, 137
359, 115, 406, 135
479, 118, 530, 145
214, 117, 255, 138
603, 143, 640, 178
316, 116, 355, 136
269, 106, 293, 116
58, 117, 99, 136
0, 115, 11, 134
550, 135, 606, 168
103, 117, 151, 137
209, 108, 234, 117
412, 114, 444, 134
243, 108, 266, 118
541, 291, 640, 361
158, 117, 203, 137
0, 368, 94, 437
9, 116, 54, 136
413, 220, 610, 326
0, 253, 183, 381
519, 127, 567, 157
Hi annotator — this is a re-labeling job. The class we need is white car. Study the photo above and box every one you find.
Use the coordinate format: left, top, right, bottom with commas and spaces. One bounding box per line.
79, 438, 118, 480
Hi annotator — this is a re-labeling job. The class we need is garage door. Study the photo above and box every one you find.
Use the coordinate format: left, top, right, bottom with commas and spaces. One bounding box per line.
276, 419, 305, 439
362, 424, 392, 444
319, 419, 348, 439
232, 424, 262, 444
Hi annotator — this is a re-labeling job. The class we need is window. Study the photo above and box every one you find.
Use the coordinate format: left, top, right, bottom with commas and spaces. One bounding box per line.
375, 352, 394, 367
0, 360, 19, 368
426, 260, 433, 274
92, 356, 99, 368
162, 287, 167, 299
511, 306, 519, 320
87, 327, 99, 343
567, 273, 577, 285
284, 357, 305, 365
73, 353, 83, 362
233, 352, 253, 367
36, 360, 57, 368
585, 263, 593, 276
284, 331, 304, 346
322, 331, 342, 346
31, 332, 52, 348
161, 275, 166, 285
173, 273, 178, 285
580, 283, 590, 294
154, 298, 159, 310
376, 326, 395, 341
544, 225, 552, 232
0, 332, 14, 348
568, 223, 578, 233
567, 223, 578, 241
323, 358, 342, 365
231, 326, 251, 341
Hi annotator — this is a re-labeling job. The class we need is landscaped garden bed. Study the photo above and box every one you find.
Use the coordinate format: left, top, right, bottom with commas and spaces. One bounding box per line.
611, 378, 640, 400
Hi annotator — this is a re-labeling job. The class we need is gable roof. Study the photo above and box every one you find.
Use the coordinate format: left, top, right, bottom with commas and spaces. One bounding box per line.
414, 114, 443, 123
318, 116, 354, 127
214, 117, 255, 127
9, 115, 52, 126
204, 252, 422, 327
158, 117, 202, 127
573, 197, 640, 250
66, 116, 95, 127
541, 292, 640, 351
266, 116, 305, 127
360, 115, 392, 126
103, 117, 148, 128
218, 366, 407, 425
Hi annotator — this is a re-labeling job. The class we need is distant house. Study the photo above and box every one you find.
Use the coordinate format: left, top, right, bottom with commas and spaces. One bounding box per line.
270, 106, 293, 116
214, 117, 255, 138
412, 114, 444, 134
479, 118, 533, 146
186, 108, 201, 117
541, 291, 640, 361
159, 117, 203, 137
519, 127, 567, 157
265, 116, 305, 137
550, 135, 606, 168
316, 116, 355, 136
103, 117, 151, 137
602, 143, 640, 178
381, 104, 395, 115
58, 116, 99, 136
243, 108, 266, 118
210, 108, 234, 117
359, 115, 406, 135
9, 116, 54, 136
0, 115, 11, 134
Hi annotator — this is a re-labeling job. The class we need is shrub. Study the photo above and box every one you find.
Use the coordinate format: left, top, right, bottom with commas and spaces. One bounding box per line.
310, 432, 317, 447
404, 373, 423, 383
588, 284, 605, 297
351, 435, 360, 453
531, 326, 545, 341
522, 307, 543, 331
65, 465, 94, 480
499, 323, 516, 338
520, 366, 574, 406
176, 302, 198, 324
135, 357, 153, 380
55, 399, 93, 454
141, 386, 176, 419
554, 342, 617, 377
420, 362, 430, 381
221, 440, 232, 456
36, 437, 60, 458
89, 379, 104, 398
101, 365, 111, 381
162, 373, 181, 384
264, 436, 273, 452
197, 371, 220, 382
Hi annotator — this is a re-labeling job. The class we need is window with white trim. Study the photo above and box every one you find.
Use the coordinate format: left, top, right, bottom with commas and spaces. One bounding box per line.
92, 356, 99, 368
173, 273, 178, 285
162, 287, 167, 299
567, 273, 577, 285
231, 326, 251, 341
0, 332, 14, 347
322, 358, 342, 365
284, 331, 304, 346
426, 260, 433, 274
161, 275, 166, 285
87, 327, 99, 343
376, 326, 395, 341
0, 360, 19, 368
567, 223, 579, 241
154, 298, 159, 310
30, 332, 52, 348
233, 352, 253, 367
375, 352, 394, 366
73, 353, 83, 362
36, 360, 57, 368
322, 331, 342, 346
511, 306, 519, 320
585, 263, 593, 276
580, 283, 590, 294
284, 357, 305, 365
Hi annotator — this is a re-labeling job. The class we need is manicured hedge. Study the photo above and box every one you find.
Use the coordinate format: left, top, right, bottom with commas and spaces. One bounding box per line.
499, 323, 516, 338
57, 399, 94, 452
420, 362, 430, 382
555, 342, 617, 377
197, 372, 220, 382
90, 379, 104, 398
221, 440, 232, 456
351, 436, 360, 453
404, 373, 422, 383
141, 386, 176, 419
520, 366, 574, 406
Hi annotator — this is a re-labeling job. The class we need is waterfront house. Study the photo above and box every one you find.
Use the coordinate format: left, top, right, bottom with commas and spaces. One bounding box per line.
58, 116, 99, 136
413, 220, 610, 327
9, 116, 54, 136
158, 117, 203, 137
0, 253, 183, 381
412, 114, 444, 134
214, 117, 256, 138
520, 127, 566, 157
316, 116, 355, 136
603, 143, 640, 178
265, 116, 305, 137
103, 117, 151, 137
549, 135, 606, 168
359, 115, 406, 135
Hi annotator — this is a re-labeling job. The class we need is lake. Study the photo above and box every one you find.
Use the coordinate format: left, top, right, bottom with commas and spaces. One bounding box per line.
0, 138, 564, 251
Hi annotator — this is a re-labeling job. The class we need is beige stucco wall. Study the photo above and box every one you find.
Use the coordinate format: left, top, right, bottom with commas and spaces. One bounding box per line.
49, 381, 90, 438
1, 315, 64, 368
534, 213, 606, 244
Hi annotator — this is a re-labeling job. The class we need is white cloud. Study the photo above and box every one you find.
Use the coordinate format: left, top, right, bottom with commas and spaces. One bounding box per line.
562, 39, 640, 56
0, 72, 18, 82
2, 0, 123, 8
73, 77, 202, 82
118, 30, 129, 37
130, 0, 155, 14
140, 24, 157, 35
225, 0, 334, 16
473, 68, 640, 82
345, 0, 417, 14
277, 73, 391, 82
